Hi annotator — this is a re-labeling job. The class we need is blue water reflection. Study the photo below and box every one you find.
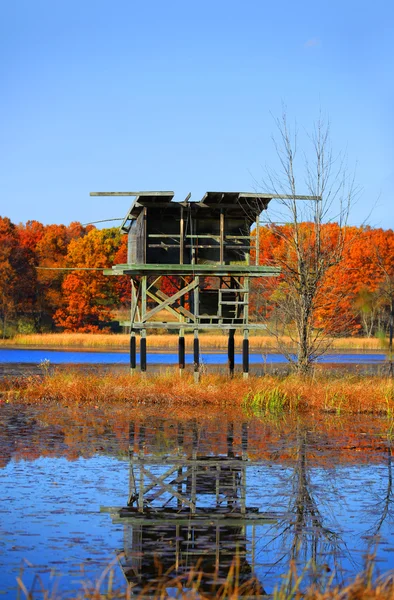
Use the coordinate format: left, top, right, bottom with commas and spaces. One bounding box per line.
0, 406, 393, 597
0, 348, 387, 365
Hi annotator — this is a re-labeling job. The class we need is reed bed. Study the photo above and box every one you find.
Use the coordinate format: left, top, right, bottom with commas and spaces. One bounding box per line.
0, 332, 387, 352
14, 558, 394, 600
2, 370, 394, 414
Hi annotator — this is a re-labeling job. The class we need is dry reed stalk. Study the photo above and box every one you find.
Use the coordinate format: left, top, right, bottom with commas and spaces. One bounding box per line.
2, 370, 394, 415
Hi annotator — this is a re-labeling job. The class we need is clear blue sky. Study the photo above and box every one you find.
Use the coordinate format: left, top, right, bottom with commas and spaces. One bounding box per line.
1, 0, 392, 228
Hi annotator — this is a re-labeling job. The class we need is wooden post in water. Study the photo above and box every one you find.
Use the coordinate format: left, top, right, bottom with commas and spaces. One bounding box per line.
242, 329, 249, 379
228, 328, 235, 377
130, 330, 136, 375
178, 327, 185, 375
140, 329, 147, 373
193, 329, 200, 383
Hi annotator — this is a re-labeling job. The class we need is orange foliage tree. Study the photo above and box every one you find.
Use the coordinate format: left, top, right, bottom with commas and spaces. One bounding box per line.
54, 227, 123, 332
18, 220, 93, 331
0, 217, 36, 336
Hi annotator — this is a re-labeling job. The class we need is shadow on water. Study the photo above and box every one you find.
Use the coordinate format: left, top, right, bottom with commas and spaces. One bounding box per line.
1, 403, 394, 597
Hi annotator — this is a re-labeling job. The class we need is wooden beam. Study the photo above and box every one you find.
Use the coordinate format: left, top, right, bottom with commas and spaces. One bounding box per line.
89, 191, 174, 196
180, 206, 184, 265
153, 288, 196, 321
141, 278, 198, 322
141, 466, 196, 510
146, 289, 182, 320
220, 209, 224, 264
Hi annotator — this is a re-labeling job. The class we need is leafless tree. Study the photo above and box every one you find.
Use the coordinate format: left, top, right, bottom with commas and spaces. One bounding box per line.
258, 110, 359, 374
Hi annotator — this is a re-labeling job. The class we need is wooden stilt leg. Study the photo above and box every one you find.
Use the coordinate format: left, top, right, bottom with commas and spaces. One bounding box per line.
193, 329, 200, 383
178, 327, 185, 376
130, 330, 136, 375
228, 328, 235, 377
243, 329, 249, 379
140, 329, 147, 373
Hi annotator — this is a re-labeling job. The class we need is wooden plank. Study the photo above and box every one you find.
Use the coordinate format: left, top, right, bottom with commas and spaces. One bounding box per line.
141, 278, 198, 322
146, 289, 181, 320
105, 264, 280, 275
90, 191, 174, 196
153, 288, 195, 321
129, 465, 180, 500
255, 216, 260, 266
180, 207, 184, 265
141, 466, 196, 510
220, 209, 224, 264
185, 235, 220, 240
146, 467, 192, 503
110, 515, 277, 526
148, 234, 181, 238
119, 322, 268, 330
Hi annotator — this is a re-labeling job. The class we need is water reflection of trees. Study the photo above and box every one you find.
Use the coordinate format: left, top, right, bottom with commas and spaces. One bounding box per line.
367, 442, 394, 537
259, 425, 353, 589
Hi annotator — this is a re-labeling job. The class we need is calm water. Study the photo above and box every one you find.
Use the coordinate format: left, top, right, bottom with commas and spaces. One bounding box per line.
0, 403, 393, 597
0, 347, 387, 365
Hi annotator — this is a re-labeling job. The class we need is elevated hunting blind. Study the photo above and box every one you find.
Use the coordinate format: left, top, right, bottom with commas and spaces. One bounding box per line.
90, 190, 314, 378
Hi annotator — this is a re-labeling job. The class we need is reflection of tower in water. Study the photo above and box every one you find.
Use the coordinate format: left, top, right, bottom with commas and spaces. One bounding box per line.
102, 419, 275, 596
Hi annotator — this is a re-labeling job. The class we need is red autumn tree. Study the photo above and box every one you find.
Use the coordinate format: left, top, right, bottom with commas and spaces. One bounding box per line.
54, 227, 122, 332
0, 217, 36, 336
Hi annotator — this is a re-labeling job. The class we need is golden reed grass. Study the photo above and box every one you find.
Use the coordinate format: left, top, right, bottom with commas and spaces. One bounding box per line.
2, 370, 394, 414
0, 332, 386, 351
14, 560, 394, 600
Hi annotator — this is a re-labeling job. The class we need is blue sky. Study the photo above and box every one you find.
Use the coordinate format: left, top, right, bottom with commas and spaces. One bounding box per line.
1, 0, 392, 228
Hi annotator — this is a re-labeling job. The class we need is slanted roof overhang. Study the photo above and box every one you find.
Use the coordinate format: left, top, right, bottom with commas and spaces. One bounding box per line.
90, 191, 321, 233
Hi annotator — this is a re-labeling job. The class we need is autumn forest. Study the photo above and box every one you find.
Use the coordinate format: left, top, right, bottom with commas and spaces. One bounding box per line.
1, 214, 394, 339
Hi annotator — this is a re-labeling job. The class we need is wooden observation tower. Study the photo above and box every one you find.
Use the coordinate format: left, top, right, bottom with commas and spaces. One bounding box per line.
90, 190, 309, 377
101, 418, 276, 596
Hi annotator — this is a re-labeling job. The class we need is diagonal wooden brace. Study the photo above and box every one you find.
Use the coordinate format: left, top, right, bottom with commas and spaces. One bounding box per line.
141, 278, 198, 323
148, 286, 196, 321
140, 465, 196, 510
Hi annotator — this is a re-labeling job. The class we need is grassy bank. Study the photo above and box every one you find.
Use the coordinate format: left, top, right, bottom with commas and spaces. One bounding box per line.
0, 332, 387, 352
2, 370, 394, 414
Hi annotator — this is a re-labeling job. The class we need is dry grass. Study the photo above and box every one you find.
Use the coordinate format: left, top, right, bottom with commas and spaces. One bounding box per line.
14, 558, 394, 600
2, 370, 394, 415
0, 332, 387, 352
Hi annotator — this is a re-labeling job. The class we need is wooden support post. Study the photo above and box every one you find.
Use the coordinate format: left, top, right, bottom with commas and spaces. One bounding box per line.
227, 421, 234, 458
131, 278, 137, 326
180, 207, 184, 265
141, 276, 147, 321
140, 329, 147, 373
130, 330, 136, 375
191, 423, 198, 513
255, 215, 260, 265
242, 421, 248, 456
178, 327, 185, 375
243, 329, 249, 379
127, 422, 136, 505
220, 209, 224, 265
193, 329, 200, 383
228, 328, 235, 377
193, 276, 199, 321
241, 463, 246, 514
143, 206, 147, 264
138, 424, 145, 512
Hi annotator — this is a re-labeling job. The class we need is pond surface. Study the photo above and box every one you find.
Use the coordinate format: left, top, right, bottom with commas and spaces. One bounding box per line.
0, 402, 394, 598
0, 347, 387, 365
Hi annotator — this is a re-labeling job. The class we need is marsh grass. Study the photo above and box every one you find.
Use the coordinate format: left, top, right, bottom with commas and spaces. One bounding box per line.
244, 387, 291, 416
14, 556, 394, 600
0, 332, 388, 352
2, 369, 394, 415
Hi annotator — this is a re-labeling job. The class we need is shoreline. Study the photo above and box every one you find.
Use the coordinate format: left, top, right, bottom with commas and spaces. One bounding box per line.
0, 332, 388, 353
